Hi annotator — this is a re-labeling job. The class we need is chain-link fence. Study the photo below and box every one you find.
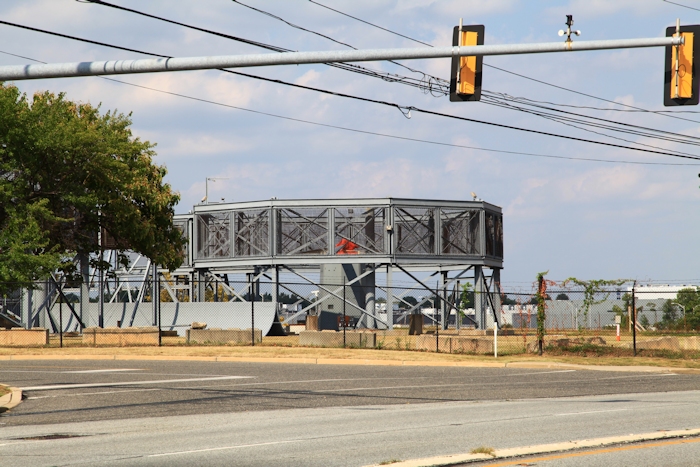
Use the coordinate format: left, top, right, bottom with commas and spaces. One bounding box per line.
2, 279, 699, 358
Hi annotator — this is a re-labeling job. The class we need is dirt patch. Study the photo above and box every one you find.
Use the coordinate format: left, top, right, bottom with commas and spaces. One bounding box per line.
2, 345, 700, 369
544, 343, 700, 360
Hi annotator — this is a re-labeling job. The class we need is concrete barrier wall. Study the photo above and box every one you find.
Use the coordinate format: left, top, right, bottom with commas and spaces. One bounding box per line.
415, 335, 493, 353
49, 302, 277, 336
82, 327, 159, 346
298, 331, 376, 348
635, 336, 700, 351
0, 328, 49, 346
186, 328, 262, 344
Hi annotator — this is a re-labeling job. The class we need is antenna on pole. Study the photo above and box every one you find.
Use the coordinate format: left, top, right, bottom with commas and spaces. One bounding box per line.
558, 14, 581, 48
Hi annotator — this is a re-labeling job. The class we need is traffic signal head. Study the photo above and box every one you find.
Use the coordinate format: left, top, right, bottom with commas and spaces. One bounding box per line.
664, 24, 700, 106
450, 24, 484, 102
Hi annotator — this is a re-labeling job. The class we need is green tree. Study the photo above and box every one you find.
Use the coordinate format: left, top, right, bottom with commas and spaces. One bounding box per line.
564, 278, 628, 329
674, 287, 700, 330
0, 85, 185, 293
459, 283, 474, 310
639, 314, 650, 328
661, 299, 678, 328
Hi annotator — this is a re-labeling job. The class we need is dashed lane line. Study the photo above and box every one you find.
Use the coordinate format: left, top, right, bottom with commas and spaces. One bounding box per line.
21, 376, 253, 391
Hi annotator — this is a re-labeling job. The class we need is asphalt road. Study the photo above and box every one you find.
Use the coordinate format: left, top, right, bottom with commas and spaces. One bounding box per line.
1, 359, 699, 466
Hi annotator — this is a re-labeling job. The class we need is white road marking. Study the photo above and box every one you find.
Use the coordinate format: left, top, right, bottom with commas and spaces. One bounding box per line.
62, 369, 143, 374
326, 383, 468, 392
509, 370, 577, 376
27, 388, 162, 399
147, 439, 298, 457
555, 408, 629, 416
22, 376, 253, 391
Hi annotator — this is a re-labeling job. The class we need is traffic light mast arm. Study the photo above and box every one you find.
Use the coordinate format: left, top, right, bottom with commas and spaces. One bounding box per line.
0, 36, 683, 81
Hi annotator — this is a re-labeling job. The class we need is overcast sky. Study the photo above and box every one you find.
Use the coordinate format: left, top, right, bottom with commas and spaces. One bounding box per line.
1, 0, 698, 286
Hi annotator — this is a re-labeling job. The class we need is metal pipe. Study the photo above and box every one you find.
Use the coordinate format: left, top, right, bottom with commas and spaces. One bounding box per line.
0, 37, 682, 81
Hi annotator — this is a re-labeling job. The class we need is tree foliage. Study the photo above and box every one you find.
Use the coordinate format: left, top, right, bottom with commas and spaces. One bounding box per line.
563, 277, 628, 329
0, 85, 185, 292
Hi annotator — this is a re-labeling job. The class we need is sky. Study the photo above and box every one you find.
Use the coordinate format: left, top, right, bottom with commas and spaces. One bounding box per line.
1, 0, 699, 287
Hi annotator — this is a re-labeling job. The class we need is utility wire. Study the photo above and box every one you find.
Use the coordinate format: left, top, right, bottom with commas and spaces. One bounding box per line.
2, 50, 697, 166
663, 0, 700, 12
483, 64, 700, 125
482, 94, 700, 114
484, 99, 700, 157
231, 0, 442, 83
308, 0, 433, 47
81, 0, 449, 96
0, 20, 698, 154
308, 0, 700, 124
3, 19, 697, 162
481, 93, 700, 146
233, 1, 700, 152
223, 2, 700, 153
77, 0, 699, 144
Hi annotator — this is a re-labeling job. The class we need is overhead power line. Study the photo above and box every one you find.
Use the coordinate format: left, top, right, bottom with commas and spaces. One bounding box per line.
226, 2, 700, 154
2, 49, 697, 166
3, 19, 698, 161
232, 0, 435, 80
663, 0, 700, 12
308, 0, 700, 125
232, 2, 700, 153
81, 0, 449, 96
308, 0, 433, 47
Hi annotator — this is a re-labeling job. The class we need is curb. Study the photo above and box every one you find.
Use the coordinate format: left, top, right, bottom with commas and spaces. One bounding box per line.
363, 428, 700, 467
0, 353, 698, 374
0, 385, 23, 412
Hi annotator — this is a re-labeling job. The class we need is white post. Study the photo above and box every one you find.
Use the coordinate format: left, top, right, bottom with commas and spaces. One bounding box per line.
494, 325, 498, 358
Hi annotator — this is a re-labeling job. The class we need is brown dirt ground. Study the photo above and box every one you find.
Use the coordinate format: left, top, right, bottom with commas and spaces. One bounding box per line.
1, 343, 700, 370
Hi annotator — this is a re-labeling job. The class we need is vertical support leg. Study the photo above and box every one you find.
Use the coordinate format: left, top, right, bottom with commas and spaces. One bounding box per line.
152, 263, 158, 326
456, 280, 461, 331
98, 253, 104, 328
492, 269, 502, 328
23, 287, 31, 328
196, 270, 206, 302
80, 253, 89, 329
441, 271, 448, 330
386, 264, 394, 331
474, 266, 485, 329
273, 266, 279, 317
363, 264, 376, 329
35, 282, 46, 329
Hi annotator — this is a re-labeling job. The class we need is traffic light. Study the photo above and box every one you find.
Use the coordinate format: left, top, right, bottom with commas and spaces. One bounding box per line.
450, 24, 484, 102
664, 24, 700, 106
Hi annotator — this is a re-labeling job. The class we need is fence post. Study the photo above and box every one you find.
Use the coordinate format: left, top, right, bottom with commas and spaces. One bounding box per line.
435, 283, 439, 353
632, 281, 637, 357
494, 325, 497, 358
157, 272, 162, 347
59, 296, 63, 349
251, 290, 255, 347
537, 273, 545, 356
343, 277, 346, 348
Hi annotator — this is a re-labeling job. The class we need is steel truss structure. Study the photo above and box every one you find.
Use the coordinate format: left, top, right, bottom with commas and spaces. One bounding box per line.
14, 198, 504, 332
167, 198, 504, 330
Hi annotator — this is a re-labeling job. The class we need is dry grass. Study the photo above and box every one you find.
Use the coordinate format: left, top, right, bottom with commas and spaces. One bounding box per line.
0, 385, 10, 398
470, 446, 496, 456
1, 343, 699, 370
